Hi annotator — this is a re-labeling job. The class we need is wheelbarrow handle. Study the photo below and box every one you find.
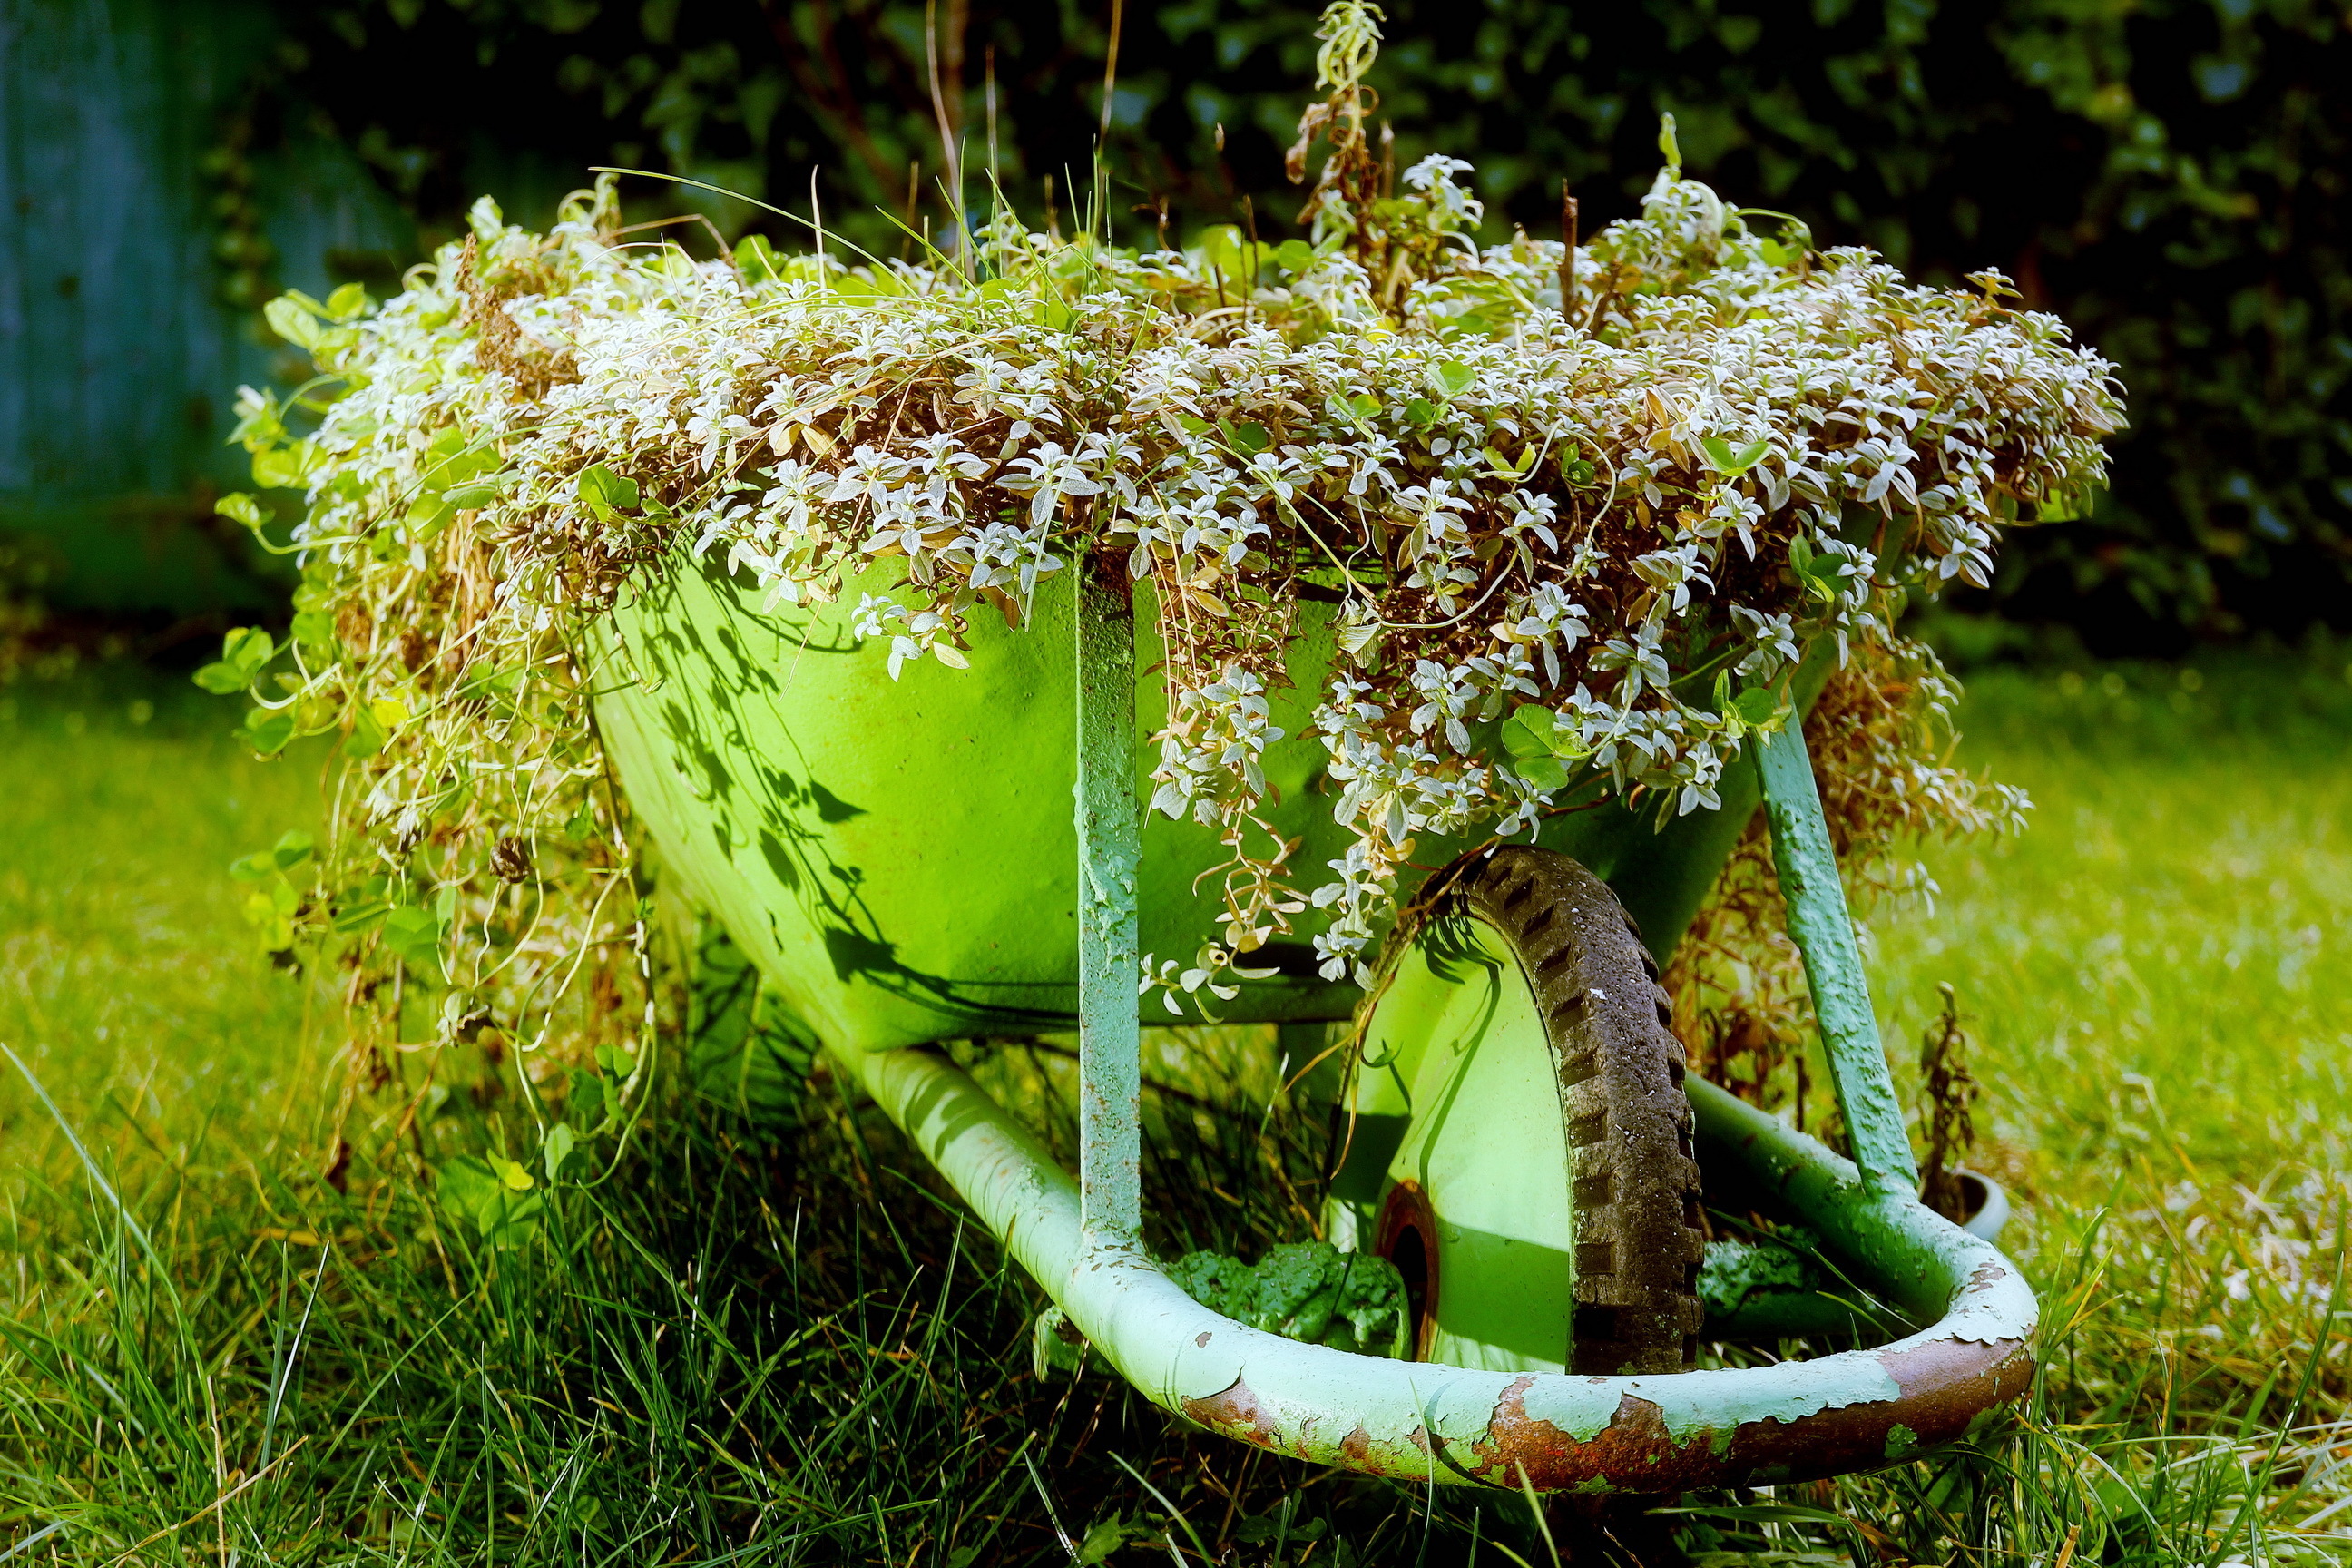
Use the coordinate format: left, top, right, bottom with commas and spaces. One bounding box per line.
1757, 721, 1922, 1193
837, 1038, 2034, 1494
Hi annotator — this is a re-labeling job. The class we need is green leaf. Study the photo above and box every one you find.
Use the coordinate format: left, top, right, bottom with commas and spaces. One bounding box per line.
734, 233, 784, 282
1191, 223, 1253, 287
290, 610, 336, 650
1787, 533, 1849, 596
1272, 239, 1317, 272
331, 899, 388, 936
567, 1070, 608, 1132
1220, 419, 1269, 456
436, 1156, 544, 1248
1347, 393, 1381, 418
1500, 706, 1556, 760
263, 296, 324, 351
1700, 436, 1771, 475
229, 851, 277, 882
216, 492, 269, 529
436, 1156, 498, 1220
192, 662, 250, 695
443, 478, 502, 510
343, 703, 387, 759
577, 463, 640, 515
250, 441, 319, 490
381, 905, 442, 962
216, 626, 274, 675
237, 710, 296, 756
271, 830, 314, 869
2034, 484, 2093, 524
1403, 397, 1438, 426
1432, 360, 1476, 398
323, 281, 370, 320
595, 1044, 640, 1082
1514, 752, 1570, 790
1173, 413, 1212, 436
1730, 686, 1780, 726
403, 495, 455, 539
543, 1122, 579, 1184
1233, 1514, 1327, 1545
1077, 1515, 1154, 1565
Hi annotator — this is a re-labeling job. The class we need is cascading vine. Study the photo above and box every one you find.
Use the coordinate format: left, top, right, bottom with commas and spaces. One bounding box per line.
209, 44, 2120, 1067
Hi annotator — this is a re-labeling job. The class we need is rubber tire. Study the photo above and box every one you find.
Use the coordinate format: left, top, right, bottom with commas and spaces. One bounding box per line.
1431, 847, 1707, 1375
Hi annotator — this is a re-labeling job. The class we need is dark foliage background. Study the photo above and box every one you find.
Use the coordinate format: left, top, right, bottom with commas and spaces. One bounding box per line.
251, 0, 2349, 649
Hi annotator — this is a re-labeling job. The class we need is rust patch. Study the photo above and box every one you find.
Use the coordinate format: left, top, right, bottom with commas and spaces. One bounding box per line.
1473, 1383, 1730, 1493
1375, 1180, 1442, 1362
1722, 1334, 2035, 1484
1182, 1379, 1436, 1476
1183, 1377, 1281, 1452
1460, 1336, 2034, 1494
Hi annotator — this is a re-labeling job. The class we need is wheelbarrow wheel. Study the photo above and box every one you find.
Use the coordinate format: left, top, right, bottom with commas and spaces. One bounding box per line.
1328, 847, 1707, 1375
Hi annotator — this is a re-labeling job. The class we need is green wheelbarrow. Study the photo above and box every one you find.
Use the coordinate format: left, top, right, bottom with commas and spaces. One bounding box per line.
593, 551, 2033, 1495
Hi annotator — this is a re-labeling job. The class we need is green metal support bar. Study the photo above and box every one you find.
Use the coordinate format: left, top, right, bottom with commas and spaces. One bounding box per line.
1756, 721, 1920, 1193
1073, 561, 1142, 1242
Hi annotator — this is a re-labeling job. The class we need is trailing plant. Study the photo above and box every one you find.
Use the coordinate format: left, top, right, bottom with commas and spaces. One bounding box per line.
1918, 981, 1983, 1220
264, 0, 2343, 642
205, 24, 2120, 1102
1666, 632, 2030, 1131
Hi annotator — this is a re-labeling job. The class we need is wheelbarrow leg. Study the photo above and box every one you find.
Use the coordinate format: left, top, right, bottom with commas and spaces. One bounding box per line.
1755, 722, 1919, 1193
1074, 563, 1142, 1243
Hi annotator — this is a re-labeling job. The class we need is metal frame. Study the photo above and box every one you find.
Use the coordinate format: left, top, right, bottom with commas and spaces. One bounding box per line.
822, 583, 2038, 1493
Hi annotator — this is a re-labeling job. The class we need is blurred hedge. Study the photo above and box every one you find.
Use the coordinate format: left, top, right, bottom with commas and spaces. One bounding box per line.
268, 0, 2349, 647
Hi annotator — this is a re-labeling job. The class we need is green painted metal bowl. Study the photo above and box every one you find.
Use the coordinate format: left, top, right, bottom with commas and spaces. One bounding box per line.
594, 556, 1785, 1054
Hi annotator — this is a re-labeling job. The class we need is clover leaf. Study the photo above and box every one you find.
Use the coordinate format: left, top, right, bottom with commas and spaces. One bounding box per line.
191, 627, 276, 695
577, 463, 641, 518
1700, 436, 1771, 475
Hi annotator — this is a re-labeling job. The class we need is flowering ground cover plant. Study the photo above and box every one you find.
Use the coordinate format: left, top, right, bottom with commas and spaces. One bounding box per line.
206, 13, 2122, 1086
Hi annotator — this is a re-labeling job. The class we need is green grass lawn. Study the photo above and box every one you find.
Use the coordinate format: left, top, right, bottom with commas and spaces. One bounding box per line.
1, 649, 2347, 1565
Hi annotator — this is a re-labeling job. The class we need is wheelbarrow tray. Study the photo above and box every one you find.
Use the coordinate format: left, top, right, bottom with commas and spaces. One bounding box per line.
589, 554, 2036, 1494
594, 555, 1793, 1054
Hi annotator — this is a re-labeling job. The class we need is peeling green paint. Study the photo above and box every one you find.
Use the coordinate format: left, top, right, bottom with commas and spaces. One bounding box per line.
1074, 567, 1142, 1243
1758, 723, 1920, 1191
840, 1038, 2037, 1494
1622, 1358, 1906, 1445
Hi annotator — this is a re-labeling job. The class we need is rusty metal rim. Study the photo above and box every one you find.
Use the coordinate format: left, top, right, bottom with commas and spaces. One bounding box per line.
1372, 1179, 1441, 1361
843, 1044, 2037, 1495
